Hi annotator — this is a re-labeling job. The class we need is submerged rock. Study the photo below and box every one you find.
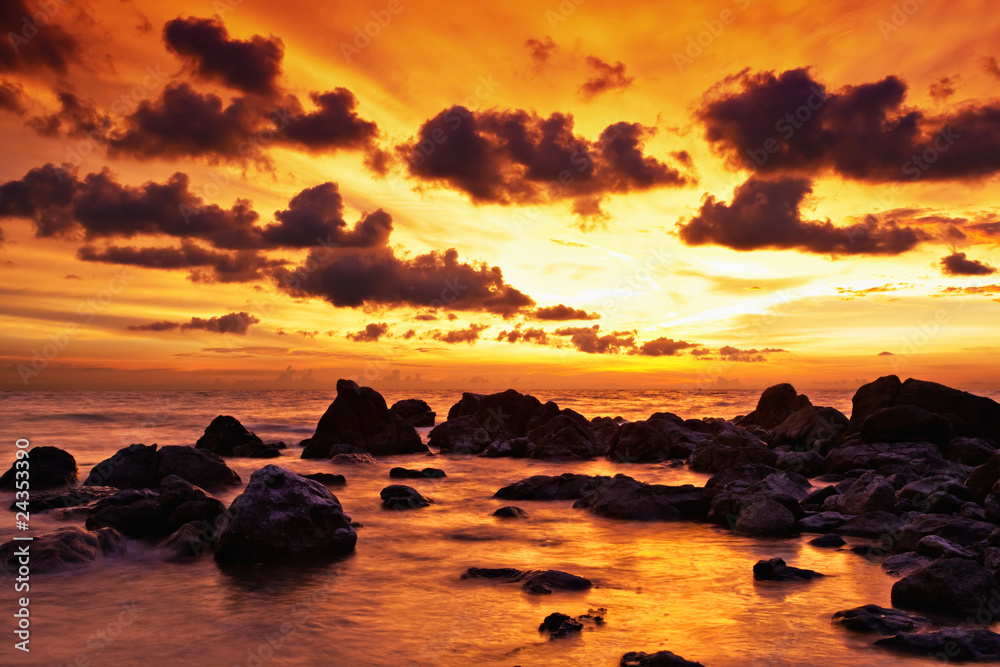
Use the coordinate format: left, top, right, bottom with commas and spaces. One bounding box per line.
809, 534, 846, 548
573, 474, 717, 521
492, 506, 528, 519
389, 399, 436, 427
538, 612, 583, 640
831, 604, 928, 634
494, 473, 609, 501
461, 567, 592, 594
301, 472, 346, 486
389, 467, 446, 479
380, 485, 432, 510
891, 558, 998, 617
214, 465, 356, 563
752, 557, 824, 581
161, 521, 218, 562
17, 485, 119, 513
620, 650, 706, 667
196, 415, 280, 458
0, 446, 78, 489
875, 628, 1000, 661
0, 526, 124, 575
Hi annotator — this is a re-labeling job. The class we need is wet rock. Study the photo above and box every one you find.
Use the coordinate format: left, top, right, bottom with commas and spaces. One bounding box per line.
734, 499, 796, 536
881, 552, 934, 577
161, 521, 216, 561
16, 485, 119, 513
620, 651, 705, 667
775, 449, 825, 477
689, 442, 778, 473
770, 406, 849, 452
573, 474, 717, 521
85, 475, 225, 538
0, 446, 78, 489
831, 604, 928, 634
83, 444, 240, 492
837, 511, 904, 539
300, 379, 426, 458
331, 452, 379, 465
894, 378, 1000, 441
968, 451, 1000, 504
389, 398, 436, 427
380, 484, 432, 510
196, 415, 280, 458
849, 375, 903, 427
944, 437, 996, 466
538, 612, 583, 640
608, 418, 707, 463
897, 475, 971, 503
736, 383, 812, 430
524, 408, 604, 460
301, 472, 346, 486
893, 513, 996, 552
494, 473, 609, 501
984, 547, 1000, 576
389, 467, 446, 479
827, 472, 896, 515
799, 485, 839, 510
429, 416, 489, 455
861, 405, 952, 447
83, 443, 159, 488
461, 567, 592, 594
798, 511, 851, 533
875, 628, 1000, 661
891, 558, 998, 616
810, 533, 845, 548
915, 535, 977, 559
214, 465, 356, 563
592, 417, 625, 453
753, 557, 824, 581
822, 441, 942, 475
705, 464, 779, 492
0, 526, 124, 575
492, 506, 528, 519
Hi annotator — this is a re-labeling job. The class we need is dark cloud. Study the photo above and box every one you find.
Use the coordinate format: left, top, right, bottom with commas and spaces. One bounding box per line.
929, 77, 956, 101
27, 91, 109, 138
532, 304, 600, 321
982, 57, 1000, 80
699, 67, 1000, 182
940, 252, 997, 276
430, 323, 488, 345
163, 17, 284, 97
399, 106, 692, 216
0, 0, 79, 74
274, 246, 536, 316
77, 242, 281, 283
280, 89, 379, 151
496, 327, 550, 345
718, 346, 785, 362
579, 56, 634, 99
128, 311, 259, 334
261, 182, 391, 248
678, 176, 926, 255
0, 80, 26, 115
525, 36, 557, 67
553, 324, 636, 354
345, 322, 389, 342
633, 337, 695, 356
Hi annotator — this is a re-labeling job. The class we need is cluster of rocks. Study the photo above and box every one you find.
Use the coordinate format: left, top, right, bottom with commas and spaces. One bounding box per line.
538, 608, 606, 640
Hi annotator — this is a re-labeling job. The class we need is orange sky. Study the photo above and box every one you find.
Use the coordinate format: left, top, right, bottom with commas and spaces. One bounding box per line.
1, 0, 999, 391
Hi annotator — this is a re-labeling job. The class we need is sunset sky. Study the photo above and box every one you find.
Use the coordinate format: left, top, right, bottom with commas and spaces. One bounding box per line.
2, 0, 999, 391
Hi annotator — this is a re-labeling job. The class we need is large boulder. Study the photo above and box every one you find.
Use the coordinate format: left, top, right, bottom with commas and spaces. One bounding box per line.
689, 441, 778, 472
380, 484, 432, 510
733, 499, 796, 536
83, 444, 240, 492
428, 416, 489, 455
446, 389, 544, 442
850, 375, 903, 427
736, 383, 811, 430
524, 408, 601, 459
0, 526, 124, 575
389, 398, 436, 427
826, 472, 896, 515
0, 446, 78, 489
608, 418, 708, 463
891, 558, 998, 616
860, 405, 952, 447
300, 379, 427, 458
494, 473, 610, 501
214, 465, 356, 563
875, 628, 1000, 661
195, 415, 280, 458
770, 406, 849, 451
573, 474, 717, 521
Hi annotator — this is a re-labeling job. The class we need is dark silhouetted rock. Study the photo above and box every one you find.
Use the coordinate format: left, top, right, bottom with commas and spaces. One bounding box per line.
161, 521, 218, 561
944, 437, 997, 466
429, 415, 489, 455
461, 567, 592, 594
300, 379, 426, 458
771, 406, 849, 452
0, 526, 123, 575
850, 375, 902, 427
892, 558, 998, 616
83, 443, 159, 489
706, 464, 779, 491
737, 383, 812, 430
493, 506, 528, 518
620, 650, 705, 666
822, 441, 942, 474
495, 473, 609, 501
776, 449, 825, 477
689, 442, 778, 473
574, 474, 717, 521
893, 513, 996, 552
389, 467, 446, 479
447, 389, 544, 442
83, 444, 240, 492
753, 557, 824, 581
798, 511, 851, 533
85, 475, 225, 538
0, 446, 78, 490
810, 533, 845, 547
538, 612, 583, 640
968, 451, 1000, 503
16, 485, 119, 513
831, 604, 928, 634
837, 511, 904, 539
875, 628, 1000, 661
734, 499, 795, 536
608, 418, 707, 463
881, 551, 934, 577
524, 408, 602, 459
214, 465, 356, 563
827, 472, 896, 515
389, 399, 436, 427
916, 534, 976, 559
380, 484, 432, 510
196, 415, 280, 458
301, 472, 346, 486
861, 405, 952, 447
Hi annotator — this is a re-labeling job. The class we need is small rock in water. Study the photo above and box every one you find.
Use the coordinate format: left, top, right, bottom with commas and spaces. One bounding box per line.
752, 557, 824, 581
620, 650, 706, 666
331, 452, 378, 465
492, 506, 529, 518
389, 467, 446, 479
380, 485, 432, 510
538, 612, 583, 640
809, 534, 845, 548
831, 604, 928, 634
301, 472, 347, 486
461, 567, 592, 595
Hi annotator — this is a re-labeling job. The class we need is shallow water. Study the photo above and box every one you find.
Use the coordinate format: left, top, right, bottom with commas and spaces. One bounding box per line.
1, 389, 997, 666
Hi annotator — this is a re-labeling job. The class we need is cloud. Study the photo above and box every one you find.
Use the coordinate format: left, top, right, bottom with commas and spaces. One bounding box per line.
579, 56, 634, 99
525, 36, 557, 68
279, 89, 379, 152
678, 176, 925, 255
878, 351, 894, 356
27, 91, 110, 139
940, 251, 997, 276
698, 67, 1000, 182
163, 17, 284, 97
430, 323, 488, 344
553, 324, 636, 354
982, 56, 1000, 80
633, 337, 695, 356
0, 80, 26, 115
77, 242, 282, 283
929, 76, 956, 101
532, 304, 600, 320
399, 106, 692, 216
261, 182, 391, 248
496, 327, 550, 345
346, 322, 389, 342
0, 0, 79, 74
718, 346, 785, 362
128, 311, 260, 334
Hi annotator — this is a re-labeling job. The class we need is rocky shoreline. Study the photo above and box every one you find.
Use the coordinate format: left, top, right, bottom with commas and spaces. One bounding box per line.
3, 374, 1000, 663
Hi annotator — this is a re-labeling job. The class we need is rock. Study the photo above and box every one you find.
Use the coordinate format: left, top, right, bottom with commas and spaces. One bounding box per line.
85, 475, 225, 538
0, 446, 78, 489
161, 521, 217, 561
609, 418, 707, 463
822, 441, 942, 475
861, 405, 952, 447
831, 604, 928, 634
83, 444, 240, 492
214, 465, 356, 563
574, 474, 717, 521
300, 379, 427, 458
944, 437, 997, 466
752, 557, 824, 581
984, 547, 1000, 576
875, 628, 1000, 661
706, 464, 779, 491
538, 612, 583, 640
894, 378, 1000, 441
16, 486, 119, 513
620, 651, 705, 667
301, 472, 346, 486
380, 485, 432, 510
734, 499, 796, 536
461, 567, 592, 594
829, 472, 896, 515
196, 415, 280, 458
810, 534, 845, 547
494, 473, 609, 501
525, 408, 603, 460
592, 417, 625, 453
838, 511, 903, 539
736, 383, 812, 430
389, 467, 446, 479
775, 450, 825, 477
893, 513, 996, 552
897, 475, 971, 503
968, 451, 1000, 503
389, 399, 436, 427
492, 506, 528, 518
770, 406, 849, 452
689, 442, 778, 473
798, 511, 851, 533
331, 452, 378, 465
429, 415, 489, 455
915, 534, 977, 559
0, 526, 123, 575
850, 375, 903, 427
882, 551, 935, 576
446, 389, 544, 443
891, 558, 998, 616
